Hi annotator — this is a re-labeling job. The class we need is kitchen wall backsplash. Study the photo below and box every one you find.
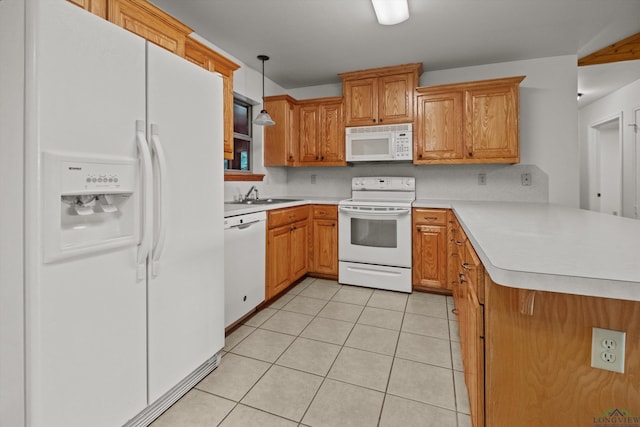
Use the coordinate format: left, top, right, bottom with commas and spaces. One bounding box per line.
284, 163, 548, 202
225, 164, 548, 203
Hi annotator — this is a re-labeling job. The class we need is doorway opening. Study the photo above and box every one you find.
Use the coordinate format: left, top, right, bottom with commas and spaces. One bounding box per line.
588, 113, 623, 216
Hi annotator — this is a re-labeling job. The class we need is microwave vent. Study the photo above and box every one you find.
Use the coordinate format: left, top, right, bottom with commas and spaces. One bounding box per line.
346, 123, 412, 134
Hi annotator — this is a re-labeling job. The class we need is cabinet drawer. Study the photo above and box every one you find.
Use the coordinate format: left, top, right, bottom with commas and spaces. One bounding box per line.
414, 208, 447, 225
268, 205, 309, 229
312, 205, 338, 220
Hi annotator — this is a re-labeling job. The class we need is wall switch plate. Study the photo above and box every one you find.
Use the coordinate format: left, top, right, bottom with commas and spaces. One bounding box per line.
591, 327, 626, 373
478, 173, 487, 185
521, 173, 532, 186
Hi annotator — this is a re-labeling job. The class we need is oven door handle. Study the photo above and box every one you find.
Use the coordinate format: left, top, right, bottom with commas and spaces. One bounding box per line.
339, 207, 410, 216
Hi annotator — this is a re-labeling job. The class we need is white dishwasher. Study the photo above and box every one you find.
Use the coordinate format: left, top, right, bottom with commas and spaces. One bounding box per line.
224, 211, 266, 327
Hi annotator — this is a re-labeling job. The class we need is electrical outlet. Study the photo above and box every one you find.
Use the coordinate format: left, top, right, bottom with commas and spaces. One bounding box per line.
310, 174, 317, 184
478, 173, 486, 185
591, 327, 626, 373
521, 173, 532, 186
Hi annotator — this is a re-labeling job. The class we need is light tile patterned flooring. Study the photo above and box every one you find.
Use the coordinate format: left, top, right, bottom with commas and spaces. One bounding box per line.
151, 277, 471, 427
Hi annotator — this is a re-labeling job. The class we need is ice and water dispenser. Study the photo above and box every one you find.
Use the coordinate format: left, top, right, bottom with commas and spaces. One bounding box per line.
43, 152, 138, 262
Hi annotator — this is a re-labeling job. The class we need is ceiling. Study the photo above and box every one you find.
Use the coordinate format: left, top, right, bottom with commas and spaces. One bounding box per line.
149, 0, 640, 105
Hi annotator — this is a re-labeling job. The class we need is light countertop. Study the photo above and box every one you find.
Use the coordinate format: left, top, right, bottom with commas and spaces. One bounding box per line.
224, 197, 341, 218
415, 199, 640, 302
226, 197, 640, 301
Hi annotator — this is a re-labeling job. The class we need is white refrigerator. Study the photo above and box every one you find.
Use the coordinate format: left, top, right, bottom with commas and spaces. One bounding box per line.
1, 1, 224, 426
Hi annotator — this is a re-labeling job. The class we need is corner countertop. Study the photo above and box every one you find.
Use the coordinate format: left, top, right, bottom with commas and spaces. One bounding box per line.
224, 197, 342, 218
415, 199, 640, 302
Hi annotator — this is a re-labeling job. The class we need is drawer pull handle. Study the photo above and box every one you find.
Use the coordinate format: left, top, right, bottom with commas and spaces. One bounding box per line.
462, 262, 471, 271
424, 216, 438, 220
455, 241, 463, 246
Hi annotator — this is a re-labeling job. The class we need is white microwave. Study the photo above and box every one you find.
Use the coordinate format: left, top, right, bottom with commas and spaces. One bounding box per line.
345, 123, 413, 162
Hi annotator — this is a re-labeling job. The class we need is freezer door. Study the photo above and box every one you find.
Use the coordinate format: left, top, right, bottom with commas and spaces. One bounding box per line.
146, 42, 225, 403
31, 2, 147, 427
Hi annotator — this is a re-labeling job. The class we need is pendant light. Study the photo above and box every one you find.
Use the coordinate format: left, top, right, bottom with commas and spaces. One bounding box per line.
253, 55, 275, 126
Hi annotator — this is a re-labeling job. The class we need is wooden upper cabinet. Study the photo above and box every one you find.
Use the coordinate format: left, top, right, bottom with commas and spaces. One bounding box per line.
264, 95, 299, 166
342, 78, 378, 126
68, 0, 108, 18
465, 81, 520, 161
108, 0, 192, 56
379, 73, 415, 124
415, 76, 524, 165
297, 97, 345, 166
339, 63, 422, 127
415, 91, 464, 162
299, 104, 320, 163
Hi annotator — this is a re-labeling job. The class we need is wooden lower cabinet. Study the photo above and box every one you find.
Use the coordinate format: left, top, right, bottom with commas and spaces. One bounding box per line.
309, 205, 338, 279
266, 206, 309, 300
456, 240, 485, 427
412, 208, 449, 292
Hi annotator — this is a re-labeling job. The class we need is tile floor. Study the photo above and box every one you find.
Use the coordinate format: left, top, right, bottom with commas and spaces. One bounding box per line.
151, 277, 471, 427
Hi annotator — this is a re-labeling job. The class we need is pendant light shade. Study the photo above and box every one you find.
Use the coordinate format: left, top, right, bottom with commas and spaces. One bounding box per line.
253, 55, 275, 126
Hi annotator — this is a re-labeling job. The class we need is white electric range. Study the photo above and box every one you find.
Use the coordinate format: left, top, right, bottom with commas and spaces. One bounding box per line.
338, 177, 415, 293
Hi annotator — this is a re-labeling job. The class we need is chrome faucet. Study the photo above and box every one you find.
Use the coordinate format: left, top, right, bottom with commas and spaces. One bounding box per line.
244, 185, 259, 201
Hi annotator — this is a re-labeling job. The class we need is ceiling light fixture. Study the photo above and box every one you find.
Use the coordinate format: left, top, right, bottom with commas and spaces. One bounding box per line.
371, 0, 409, 25
253, 55, 275, 127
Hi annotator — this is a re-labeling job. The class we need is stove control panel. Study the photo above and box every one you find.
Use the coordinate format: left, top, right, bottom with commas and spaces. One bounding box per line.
352, 177, 415, 191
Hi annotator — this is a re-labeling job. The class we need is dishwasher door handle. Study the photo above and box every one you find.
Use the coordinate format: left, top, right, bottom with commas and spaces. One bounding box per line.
228, 220, 263, 230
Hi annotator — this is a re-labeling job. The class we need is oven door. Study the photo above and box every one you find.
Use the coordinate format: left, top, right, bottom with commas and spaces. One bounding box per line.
338, 205, 412, 267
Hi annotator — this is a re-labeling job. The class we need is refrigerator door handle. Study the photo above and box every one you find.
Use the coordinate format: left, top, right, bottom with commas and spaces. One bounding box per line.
150, 124, 168, 277
136, 120, 153, 280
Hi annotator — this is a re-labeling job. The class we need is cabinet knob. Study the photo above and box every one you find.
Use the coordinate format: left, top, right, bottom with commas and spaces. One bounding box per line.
332, 223, 336, 227
315, 156, 319, 160
321, 156, 324, 160
418, 153, 422, 159
372, 119, 376, 123
468, 152, 473, 157
379, 118, 383, 123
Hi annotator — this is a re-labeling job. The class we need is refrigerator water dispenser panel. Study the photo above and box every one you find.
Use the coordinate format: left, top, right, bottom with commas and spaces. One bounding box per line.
43, 152, 139, 263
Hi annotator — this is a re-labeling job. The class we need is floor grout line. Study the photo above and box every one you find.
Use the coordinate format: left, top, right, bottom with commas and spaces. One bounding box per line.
177, 280, 471, 427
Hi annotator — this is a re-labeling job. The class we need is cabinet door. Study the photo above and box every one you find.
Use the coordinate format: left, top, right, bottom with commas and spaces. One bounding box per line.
463, 284, 485, 427
465, 83, 519, 161
108, 0, 191, 56
299, 105, 320, 163
413, 224, 448, 290
378, 73, 414, 124
344, 78, 378, 126
264, 97, 298, 166
267, 225, 291, 299
319, 101, 344, 164
67, 0, 107, 18
290, 221, 309, 281
222, 74, 235, 160
415, 92, 464, 163
312, 219, 338, 276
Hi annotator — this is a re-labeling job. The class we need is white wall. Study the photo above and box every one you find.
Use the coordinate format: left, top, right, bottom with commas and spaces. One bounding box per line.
0, 1, 25, 426
579, 77, 640, 218
419, 55, 579, 207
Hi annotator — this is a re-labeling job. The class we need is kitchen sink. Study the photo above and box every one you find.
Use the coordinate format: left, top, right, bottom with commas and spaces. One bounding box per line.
227, 198, 302, 205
